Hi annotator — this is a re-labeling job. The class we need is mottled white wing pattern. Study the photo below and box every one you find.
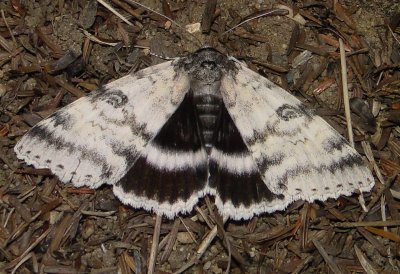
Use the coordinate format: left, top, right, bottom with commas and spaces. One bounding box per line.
220, 62, 374, 214
15, 48, 374, 220
15, 61, 189, 188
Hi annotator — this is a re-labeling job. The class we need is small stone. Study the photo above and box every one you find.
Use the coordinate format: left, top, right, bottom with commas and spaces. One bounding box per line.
0, 113, 10, 123
248, 247, 256, 258
81, 219, 95, 239
185, 22, 201, 33
177, 232, 194, 244
210, 264, 223, 274
203, 261, 211, 270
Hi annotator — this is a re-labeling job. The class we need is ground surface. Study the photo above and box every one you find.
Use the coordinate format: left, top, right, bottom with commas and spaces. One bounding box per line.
0, 0, 400, 273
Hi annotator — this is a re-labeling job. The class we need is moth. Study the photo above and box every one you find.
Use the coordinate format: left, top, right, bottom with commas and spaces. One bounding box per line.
14, 48, 374, 220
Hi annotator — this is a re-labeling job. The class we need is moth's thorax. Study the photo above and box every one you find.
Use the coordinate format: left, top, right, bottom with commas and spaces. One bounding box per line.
174, 48, 237, 84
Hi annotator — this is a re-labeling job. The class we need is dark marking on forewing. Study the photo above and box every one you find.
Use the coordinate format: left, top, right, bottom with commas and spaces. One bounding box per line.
95, 110, 153, 142
258, 153, 285, 175
129, 121, 153, 142
48, 110, 74, 130
263, 80, 276, 90
134, 66, 165, 80
86, 86, 153, 142
89, 88, 128, 108
25, 124, 113, 180
245, 113, 314, 147
146, 75, 157, 85
323, 136, 348, 153
276, 104, 312, 121
274, 153, 366, 188
110, 141, 138, 171
100, 169, 113, 180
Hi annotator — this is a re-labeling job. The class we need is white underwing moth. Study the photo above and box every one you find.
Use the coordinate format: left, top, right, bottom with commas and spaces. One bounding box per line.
15, 47, 374, 220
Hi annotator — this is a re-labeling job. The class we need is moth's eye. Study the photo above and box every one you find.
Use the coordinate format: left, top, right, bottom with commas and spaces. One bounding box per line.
102, 91, 128, 108
276, 104, 305, 121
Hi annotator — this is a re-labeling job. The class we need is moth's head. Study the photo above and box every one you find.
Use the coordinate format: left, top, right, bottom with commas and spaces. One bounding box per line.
175, 47, 237, 84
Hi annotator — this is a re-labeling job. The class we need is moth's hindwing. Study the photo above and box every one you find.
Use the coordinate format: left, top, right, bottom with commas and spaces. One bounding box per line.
208, 106, 286, 220
114, 95, 209, 218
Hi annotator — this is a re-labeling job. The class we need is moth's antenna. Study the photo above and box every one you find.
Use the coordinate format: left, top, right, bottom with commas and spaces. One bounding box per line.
125, 0, 184, 29
220, 9, 289, 37
125, 0, 203, 47
97, 0, 134, 26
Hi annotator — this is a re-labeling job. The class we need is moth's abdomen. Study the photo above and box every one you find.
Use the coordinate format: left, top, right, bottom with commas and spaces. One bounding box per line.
192, 86, 223, 152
